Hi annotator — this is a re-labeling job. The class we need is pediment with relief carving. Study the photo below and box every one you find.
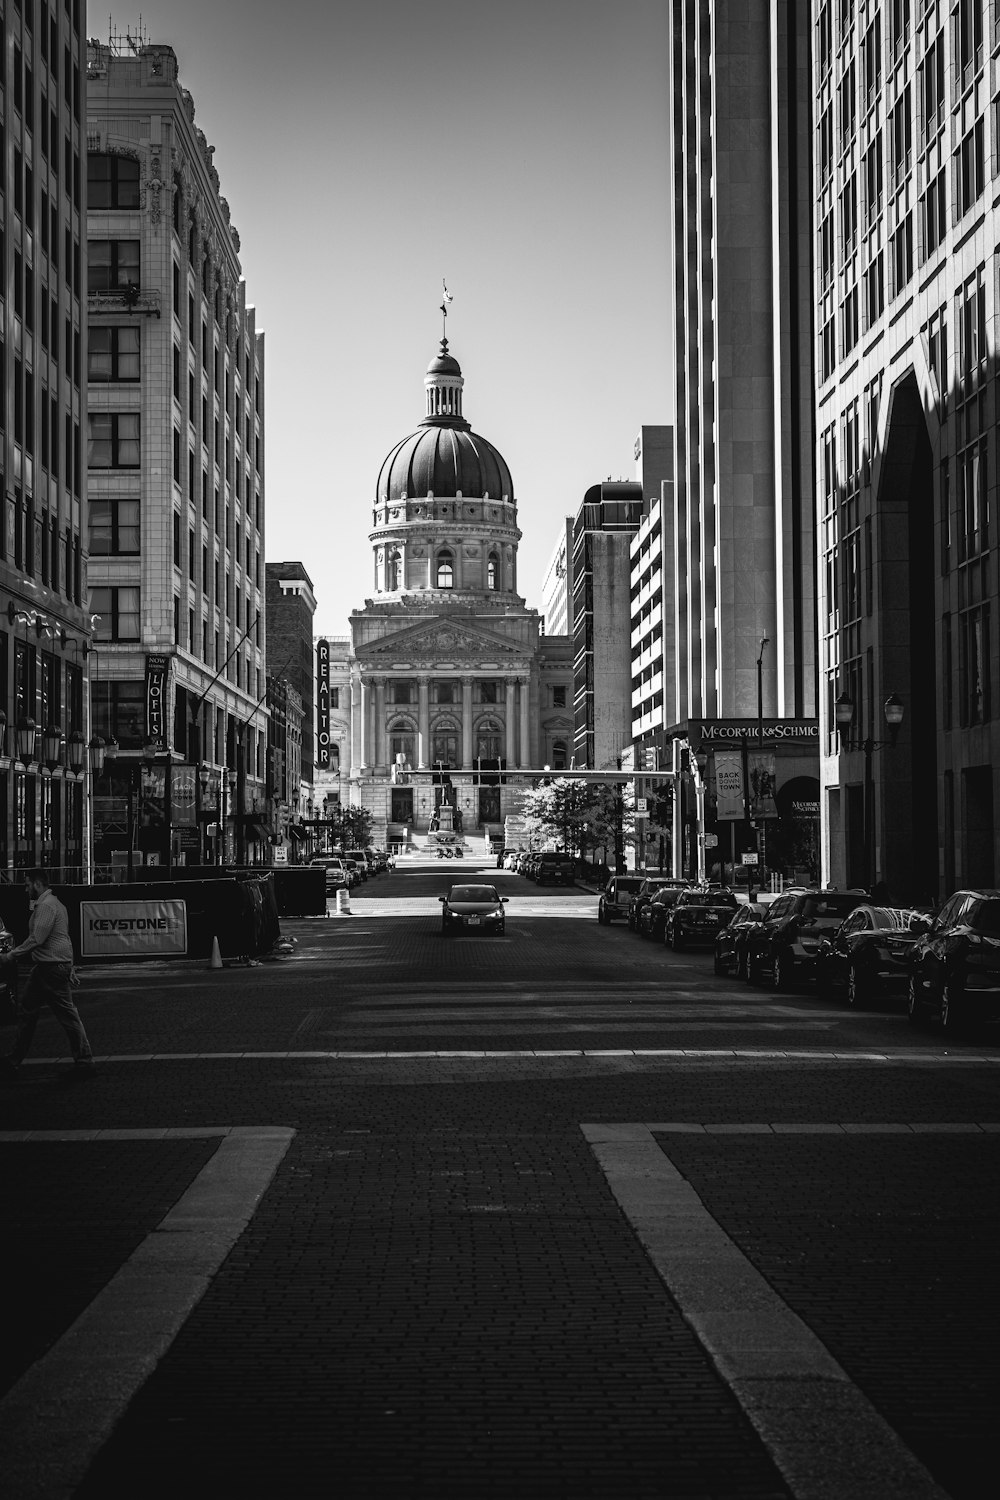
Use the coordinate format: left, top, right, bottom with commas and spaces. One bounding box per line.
357, 614, 530, 670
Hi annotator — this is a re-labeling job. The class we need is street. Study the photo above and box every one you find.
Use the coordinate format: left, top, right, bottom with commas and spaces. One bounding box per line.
2, 857, 998, 1499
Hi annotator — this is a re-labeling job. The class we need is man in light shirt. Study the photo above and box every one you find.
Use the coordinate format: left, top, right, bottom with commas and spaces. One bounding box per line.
0, 869, 95, 1084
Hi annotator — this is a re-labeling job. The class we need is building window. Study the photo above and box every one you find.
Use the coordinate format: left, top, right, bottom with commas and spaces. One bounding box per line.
920, 31, 945, 145
956, 0, 983, 86
863, 253, 884, 328
890, 213, 913, 297
479, 681, 499, 704
435, 681, 457, 704
552, 739, 568, 770
487, 554, 498, 590
88, 324, 140, 381
87, 413, 140, 468
87, 238, 139, 292
88, 498, 140, 556
553, 685, 567, 708
391, 682, 413, 705
957, 119, 984, 219
89, 586, 140, 642
387, 548, 401, 590
436, 549, 454, 588
91, 680, 146, 747
889, 86, 912, 186
475, 719, 503, 763
923, 306, 947, 405
432, 733, 459, 769
842, 285, 859, 355
87, 153, 140, 209
920, 170, 947, 261
959, 604, 991, 725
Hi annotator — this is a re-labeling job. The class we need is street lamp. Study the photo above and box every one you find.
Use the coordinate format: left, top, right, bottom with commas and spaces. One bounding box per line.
14, 716, 38, 765
834, 690, 905, 893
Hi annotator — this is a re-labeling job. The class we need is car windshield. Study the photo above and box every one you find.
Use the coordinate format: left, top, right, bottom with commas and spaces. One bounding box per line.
973, 900, 1000, 937
450, 886, 498, 902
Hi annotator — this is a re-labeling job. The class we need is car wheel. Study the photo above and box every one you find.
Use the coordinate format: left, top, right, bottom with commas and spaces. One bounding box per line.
846, 964, 867, 1009
940, 983, 967, 1036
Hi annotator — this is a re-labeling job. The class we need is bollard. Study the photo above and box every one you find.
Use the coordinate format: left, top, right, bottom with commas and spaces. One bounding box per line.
335, 888, 351, 916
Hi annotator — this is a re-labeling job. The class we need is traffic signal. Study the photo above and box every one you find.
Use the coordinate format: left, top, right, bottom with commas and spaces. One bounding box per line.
650, 782, 673, 828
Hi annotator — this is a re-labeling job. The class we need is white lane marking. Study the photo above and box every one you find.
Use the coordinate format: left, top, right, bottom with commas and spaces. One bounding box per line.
16, 1048, 1000, 1064
0, 1126, 294, 1497
586, 1124, 951, 1500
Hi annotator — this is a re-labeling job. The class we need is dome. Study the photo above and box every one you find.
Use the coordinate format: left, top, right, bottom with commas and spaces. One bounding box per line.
377, 425, 513, 502
376, 337, 513, 501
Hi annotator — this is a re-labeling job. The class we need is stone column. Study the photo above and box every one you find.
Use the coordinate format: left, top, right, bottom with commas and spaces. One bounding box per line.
505, 679, 517, 767
359, 678, 371, 772
518, 677, 530, 769
350, 671, 363, 776
373, 677, 387, 773
417, 676, 430, 768
461, 677, 474, 769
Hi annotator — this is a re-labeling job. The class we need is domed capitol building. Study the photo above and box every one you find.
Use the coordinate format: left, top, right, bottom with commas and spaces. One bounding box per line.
319, 333, 574, 848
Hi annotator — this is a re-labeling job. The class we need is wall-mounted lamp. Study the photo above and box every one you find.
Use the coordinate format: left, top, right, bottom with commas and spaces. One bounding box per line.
0, 708, 7, 757
15, 716, 38, 765
88, 736, 108, 778
67, 729, 86, 776
40, 724, 64, 771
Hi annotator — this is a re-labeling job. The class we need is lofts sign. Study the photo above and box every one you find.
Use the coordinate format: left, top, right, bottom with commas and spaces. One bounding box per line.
316, 639, 331, 769
145, 654, 170, 749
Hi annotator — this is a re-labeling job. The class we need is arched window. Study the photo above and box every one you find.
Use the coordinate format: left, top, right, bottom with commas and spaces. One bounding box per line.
436, 549, 454, 588
552, 740, 568, 770
389, 720, 415, 766
387, 549, 401, 590
487, 554, 498, 590
476, 719, 503, 763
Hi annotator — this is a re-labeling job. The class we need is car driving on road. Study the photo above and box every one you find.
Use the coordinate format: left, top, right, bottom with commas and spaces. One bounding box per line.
439, 883, 509, 936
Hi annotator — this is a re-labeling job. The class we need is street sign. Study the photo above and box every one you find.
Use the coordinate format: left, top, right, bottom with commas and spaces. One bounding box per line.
741, 851, 759, 865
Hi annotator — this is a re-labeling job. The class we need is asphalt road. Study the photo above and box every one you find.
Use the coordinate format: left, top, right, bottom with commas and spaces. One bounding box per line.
2, 855, 997, 1499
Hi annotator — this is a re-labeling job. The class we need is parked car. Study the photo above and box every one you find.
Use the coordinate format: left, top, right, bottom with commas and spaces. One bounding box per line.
907, 888, 1000, 1034
628, 877, 688, 932
309, 856, 350, 893
714, 903, 767, 977
597, 875, 645, 925
637, 885, 686, 940
342, 854, 368, 883
535, 852, 575, 887
815, 905, 929, 1006
745, 890, 867, 990
664, 887, 739, 950
439, 883, 508, 936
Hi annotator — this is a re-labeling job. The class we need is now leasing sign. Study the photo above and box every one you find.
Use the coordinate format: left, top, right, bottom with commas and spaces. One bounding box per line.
80, 900, 188, 959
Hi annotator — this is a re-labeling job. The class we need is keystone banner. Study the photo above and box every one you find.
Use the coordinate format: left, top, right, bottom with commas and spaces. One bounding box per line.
714, 752, 745, 821
79, 900, 188, 958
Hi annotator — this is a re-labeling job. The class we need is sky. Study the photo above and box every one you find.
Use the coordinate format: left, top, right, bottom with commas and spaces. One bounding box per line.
104, 0, 672, 637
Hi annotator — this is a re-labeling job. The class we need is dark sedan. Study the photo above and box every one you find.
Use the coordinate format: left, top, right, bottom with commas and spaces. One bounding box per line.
439, 884, 508, 936
629, 877, 688, 932
907, 888, 1000, 1034
713, 903, 766, 977
745, 890, 867, 990
636, 885, 685, 940
664, 888, 739, 950
816, 904, 929, 1007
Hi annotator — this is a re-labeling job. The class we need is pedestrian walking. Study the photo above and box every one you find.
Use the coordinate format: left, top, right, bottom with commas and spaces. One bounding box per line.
0, 869, 95, 1085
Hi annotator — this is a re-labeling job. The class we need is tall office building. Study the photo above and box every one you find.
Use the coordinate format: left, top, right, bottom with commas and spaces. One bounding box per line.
667, 0, 816, 730
814, 0, 997, 899
265, 561, 316, 783
0, 1, 91, 877
571, 482, 643, 769
540, 517, 574, 638
86, 38, 266, 866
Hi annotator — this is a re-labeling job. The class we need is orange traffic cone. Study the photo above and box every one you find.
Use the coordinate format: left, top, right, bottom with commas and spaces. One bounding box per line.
208, 936, 223, 969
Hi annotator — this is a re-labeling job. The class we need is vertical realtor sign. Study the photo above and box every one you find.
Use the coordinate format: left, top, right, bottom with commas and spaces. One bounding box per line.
146, 654, 170, 749
316, 639, 330, 770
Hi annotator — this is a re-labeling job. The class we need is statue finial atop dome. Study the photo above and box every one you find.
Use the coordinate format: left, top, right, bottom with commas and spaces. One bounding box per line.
440, 278, 453, 344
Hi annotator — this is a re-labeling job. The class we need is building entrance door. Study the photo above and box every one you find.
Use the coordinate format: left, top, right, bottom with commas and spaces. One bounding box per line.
390, 788, 413, 824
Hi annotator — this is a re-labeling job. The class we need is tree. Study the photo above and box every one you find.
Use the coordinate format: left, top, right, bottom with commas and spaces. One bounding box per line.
520, 778, 599, 856
328, 804, 374, 849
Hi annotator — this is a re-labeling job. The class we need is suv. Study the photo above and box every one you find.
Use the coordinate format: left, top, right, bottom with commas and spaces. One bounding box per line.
309, 856, 350, 894
664, 888, 739, 950
745, 890, 866, 990
598, 875, 644, 925
907, 888, 1000, 1034
535, 852, 575, 887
